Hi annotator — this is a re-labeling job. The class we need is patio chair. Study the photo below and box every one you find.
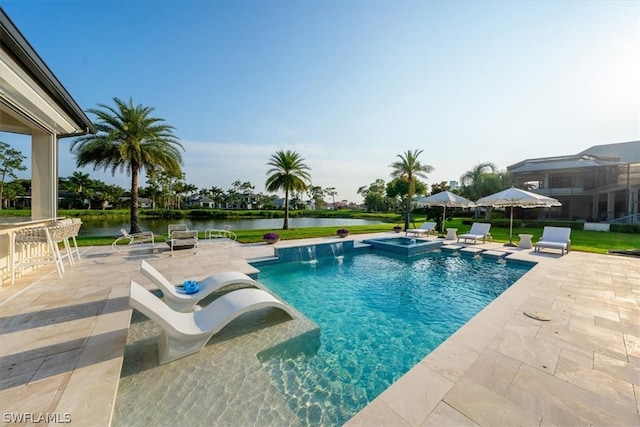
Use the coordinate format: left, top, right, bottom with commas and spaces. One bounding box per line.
405, 221, 437, 237
167, 230, 198, 254
457, 223, 492, 244
112, 229, 155, 252
166, 224, 198, 254
534, 226, 571, 255
129, 280, 295, 364
140, 260, 260, 312
168, 223, 189, 234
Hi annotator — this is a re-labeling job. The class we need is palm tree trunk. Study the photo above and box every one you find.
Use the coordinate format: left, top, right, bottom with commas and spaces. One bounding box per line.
405, 196, 411, 230
405, 177, 413, 230
130, 168, 140, 234
283, 188, 290, 230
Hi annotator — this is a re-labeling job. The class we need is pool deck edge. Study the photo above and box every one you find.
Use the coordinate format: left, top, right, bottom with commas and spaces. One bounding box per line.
0, 234, 638, 426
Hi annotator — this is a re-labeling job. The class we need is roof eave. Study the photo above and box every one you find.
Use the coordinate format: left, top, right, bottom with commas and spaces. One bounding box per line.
0, 8, 96, 136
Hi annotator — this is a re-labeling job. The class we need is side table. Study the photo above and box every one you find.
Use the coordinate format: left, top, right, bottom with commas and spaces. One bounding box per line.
446, 228, 458, 240
518, 234, 533, 249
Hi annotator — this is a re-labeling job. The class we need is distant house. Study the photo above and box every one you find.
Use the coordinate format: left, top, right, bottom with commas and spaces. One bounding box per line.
327, 201, 349, 210
508, 141, 640, 223
184, 197, 216, 209
225, 193, 260, 210
271, 198, 286, 209
119, 197, 152, 208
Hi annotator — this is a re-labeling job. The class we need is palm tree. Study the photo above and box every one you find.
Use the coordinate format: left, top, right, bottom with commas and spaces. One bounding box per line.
389, 149, 434, 230
460, 162, 497, 200
71, 97, 183, 233
265, 150, 311, 230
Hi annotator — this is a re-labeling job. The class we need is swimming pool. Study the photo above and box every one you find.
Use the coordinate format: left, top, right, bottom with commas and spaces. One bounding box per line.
255, 250, 533, 425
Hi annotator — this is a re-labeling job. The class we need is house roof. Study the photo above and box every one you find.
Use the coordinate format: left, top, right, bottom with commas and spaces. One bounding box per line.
578, 140, 640, 163
0, 8, 96, 135
508, 140, 640, 174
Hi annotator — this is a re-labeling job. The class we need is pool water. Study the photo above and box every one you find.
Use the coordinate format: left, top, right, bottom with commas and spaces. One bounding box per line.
256, 251, 532, 426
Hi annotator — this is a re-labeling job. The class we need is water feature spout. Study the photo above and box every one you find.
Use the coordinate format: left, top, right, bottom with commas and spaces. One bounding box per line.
303, 246, 318, 264
330, 242, 344, 259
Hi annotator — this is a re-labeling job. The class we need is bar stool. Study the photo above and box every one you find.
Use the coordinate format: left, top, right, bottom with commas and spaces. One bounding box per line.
54, 218, 82, 265
49, 220, 76, 267
13, 226, 64, 284
69, 218, 82, 262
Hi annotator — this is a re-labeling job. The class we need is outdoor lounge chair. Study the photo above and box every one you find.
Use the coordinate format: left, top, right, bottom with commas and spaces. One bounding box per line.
167, 224, 198, 254
405, 221, 437, 237
140, 260, 260, 312
168, 230, 198, 254
129, 280, 295, 364
112, 229, 155, 252
457, 223, 492, 244
534, 226, 571, 255
168, 223, 189, 234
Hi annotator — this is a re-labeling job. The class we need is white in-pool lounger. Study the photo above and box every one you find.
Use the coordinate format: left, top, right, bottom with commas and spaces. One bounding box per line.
129, 280, 295, 364
140, 260, 259, 312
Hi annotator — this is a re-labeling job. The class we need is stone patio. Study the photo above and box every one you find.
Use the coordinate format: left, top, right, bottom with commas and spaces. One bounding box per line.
0, 234, 638, 426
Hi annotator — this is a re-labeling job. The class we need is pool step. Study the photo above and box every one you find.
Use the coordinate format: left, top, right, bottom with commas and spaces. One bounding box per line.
459, 247, 484, 257
481, 250, 512, 259
441, 245, 463, 252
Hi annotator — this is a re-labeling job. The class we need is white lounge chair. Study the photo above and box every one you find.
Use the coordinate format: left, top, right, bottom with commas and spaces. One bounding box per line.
534, 226, 571, 255
112, 229, 155, 252
405, 221, 437, 237
129, 280, 295, 364
140, 260, 259, 312
457, 223, 492, 244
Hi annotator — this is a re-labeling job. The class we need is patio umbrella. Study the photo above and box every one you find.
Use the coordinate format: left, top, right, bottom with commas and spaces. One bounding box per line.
475, 187, 561, 246
415, 191, 476, 233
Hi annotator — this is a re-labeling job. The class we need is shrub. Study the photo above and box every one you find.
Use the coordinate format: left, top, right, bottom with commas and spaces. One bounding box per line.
337, 228, 349, 235
610, 223, 640, 233
263, 232, 280, 240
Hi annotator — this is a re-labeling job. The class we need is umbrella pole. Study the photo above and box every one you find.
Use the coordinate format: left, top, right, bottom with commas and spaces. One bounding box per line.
442, 206, 446, 234
509, 205, 514, 245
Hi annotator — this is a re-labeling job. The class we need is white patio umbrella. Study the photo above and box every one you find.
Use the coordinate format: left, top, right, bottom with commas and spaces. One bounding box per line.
475, 187, 561, 246
415, 191, 476, 233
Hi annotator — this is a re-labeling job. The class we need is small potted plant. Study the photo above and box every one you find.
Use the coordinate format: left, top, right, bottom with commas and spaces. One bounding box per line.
393, 225, 403, 233
263, 232, 280, 244
336, 228, 349, 238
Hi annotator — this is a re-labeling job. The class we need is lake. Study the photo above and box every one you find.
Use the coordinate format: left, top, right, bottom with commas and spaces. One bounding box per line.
78, 217, 385, 237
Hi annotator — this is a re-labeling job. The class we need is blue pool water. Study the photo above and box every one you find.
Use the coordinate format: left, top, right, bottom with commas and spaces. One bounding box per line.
256, 251, 532, 426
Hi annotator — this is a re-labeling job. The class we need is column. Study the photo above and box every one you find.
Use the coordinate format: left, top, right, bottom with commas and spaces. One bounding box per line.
629, 188, 639, 216
606, 191, 615, 221
31, 130, 58, 220
592, 193, 599, 220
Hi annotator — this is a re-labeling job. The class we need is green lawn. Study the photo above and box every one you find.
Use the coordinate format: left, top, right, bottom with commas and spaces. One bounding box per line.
89, 218, 638, 255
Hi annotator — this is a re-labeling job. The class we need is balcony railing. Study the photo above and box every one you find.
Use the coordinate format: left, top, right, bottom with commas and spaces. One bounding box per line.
607, 214, 639, 224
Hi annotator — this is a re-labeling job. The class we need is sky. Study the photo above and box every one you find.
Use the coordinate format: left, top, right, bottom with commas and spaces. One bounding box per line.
1, 0, 639, 203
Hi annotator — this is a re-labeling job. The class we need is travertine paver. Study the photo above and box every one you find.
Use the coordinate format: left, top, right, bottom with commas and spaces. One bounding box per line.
0, 235, 638, 426
347, 248, 640, 427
